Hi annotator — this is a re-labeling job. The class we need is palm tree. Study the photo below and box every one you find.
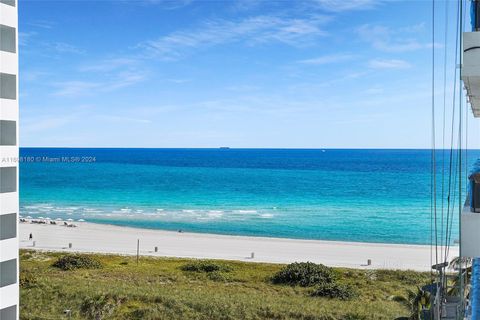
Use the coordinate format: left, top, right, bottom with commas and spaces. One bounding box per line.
449, 257, 472, 271
448, 257, 472, 298
391, 287, 431, 320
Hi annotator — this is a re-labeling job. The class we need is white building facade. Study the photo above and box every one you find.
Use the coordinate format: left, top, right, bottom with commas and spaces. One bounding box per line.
462, 31, 480, 258
0, 0, 19, 319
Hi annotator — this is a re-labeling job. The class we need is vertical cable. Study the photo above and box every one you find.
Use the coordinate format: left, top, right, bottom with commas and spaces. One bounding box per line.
430, 0, 435, 279
432, 0, 439, 271
445, 0, 460, 267
459, 0, 464, 313
441, 0, 449, 266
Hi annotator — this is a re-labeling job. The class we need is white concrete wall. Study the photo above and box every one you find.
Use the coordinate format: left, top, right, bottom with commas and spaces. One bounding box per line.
0, 0, 18, 319
461, 204, 480, 258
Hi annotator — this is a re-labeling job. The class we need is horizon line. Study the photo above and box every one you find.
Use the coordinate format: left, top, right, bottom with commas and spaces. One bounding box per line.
18, 146, 480, 150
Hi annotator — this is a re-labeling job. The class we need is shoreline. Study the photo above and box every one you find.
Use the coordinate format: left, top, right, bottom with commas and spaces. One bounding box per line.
19, 221, 458, 271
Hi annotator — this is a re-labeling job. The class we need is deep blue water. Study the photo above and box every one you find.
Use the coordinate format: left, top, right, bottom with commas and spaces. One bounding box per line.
18, 148, 479, 245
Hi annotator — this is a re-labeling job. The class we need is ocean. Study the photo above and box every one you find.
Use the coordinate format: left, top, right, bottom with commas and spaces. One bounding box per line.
18, 148, 479, 245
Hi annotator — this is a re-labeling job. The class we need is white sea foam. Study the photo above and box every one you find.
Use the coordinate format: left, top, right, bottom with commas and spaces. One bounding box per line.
236, 210, 257, 214
83, 210, 103, 214
24, 205, 41, 209
207, 211, 223, 218
260, 213, 274, 218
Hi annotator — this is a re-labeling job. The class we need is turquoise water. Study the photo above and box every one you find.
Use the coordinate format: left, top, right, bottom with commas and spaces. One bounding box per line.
19, 148, 479, 245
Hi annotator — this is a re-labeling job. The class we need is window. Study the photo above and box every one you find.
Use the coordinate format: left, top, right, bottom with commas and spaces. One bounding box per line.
0, 25, 15, 53
0, 73, 16, 100
0, 120, 16, 145
0, 0, 15, 7
0, 305, 16, 320
0, 213, 16, 240
0, 259, 16, 287
0, 167, 16, 193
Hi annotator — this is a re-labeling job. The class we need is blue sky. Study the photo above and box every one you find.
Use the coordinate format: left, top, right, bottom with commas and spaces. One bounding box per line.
18, 0, 477, 148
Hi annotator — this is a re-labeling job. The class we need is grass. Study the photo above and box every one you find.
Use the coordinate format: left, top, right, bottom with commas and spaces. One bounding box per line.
19, 250, 431, 320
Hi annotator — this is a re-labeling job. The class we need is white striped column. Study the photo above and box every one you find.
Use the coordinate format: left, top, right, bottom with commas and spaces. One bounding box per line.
0, 0, 19, 319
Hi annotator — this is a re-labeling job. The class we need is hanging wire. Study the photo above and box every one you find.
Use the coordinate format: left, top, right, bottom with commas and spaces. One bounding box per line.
431, 0, 438, 279
441, 0, 449, 266
458, 0, 464, 310
463, 0, 469, 197
436, 0, 440, 270
446, 142, 459, 262
444, 0, 461, 267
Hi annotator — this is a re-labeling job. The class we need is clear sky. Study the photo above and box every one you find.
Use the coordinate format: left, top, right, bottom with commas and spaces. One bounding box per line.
18, 0, 479, 148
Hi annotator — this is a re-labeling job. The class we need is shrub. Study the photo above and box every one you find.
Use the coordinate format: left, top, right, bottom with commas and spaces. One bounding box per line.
180, 260, 232, 273
80, 294, 125, 320
207, 271, 232, 282
311, 282, 357, 300
52, 254, 102, 271
272, 262, 335, 287
344, 313, 369, 320
128, 308, 151, 319
19, 272, 37, 288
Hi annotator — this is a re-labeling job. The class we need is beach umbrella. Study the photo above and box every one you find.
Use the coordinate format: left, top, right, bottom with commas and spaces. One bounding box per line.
78, 219, 85, 222
26, 216, 32, 219
45, 217, 51, 220
67, 218, 74, 221
55, 218, 63, 221
38, 216, 45, 219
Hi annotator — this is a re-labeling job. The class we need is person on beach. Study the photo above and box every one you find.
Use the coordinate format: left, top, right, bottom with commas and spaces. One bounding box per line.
29, 233, 33, 241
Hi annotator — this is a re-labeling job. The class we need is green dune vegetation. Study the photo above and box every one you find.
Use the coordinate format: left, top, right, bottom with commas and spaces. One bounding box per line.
19, 250, 431, 320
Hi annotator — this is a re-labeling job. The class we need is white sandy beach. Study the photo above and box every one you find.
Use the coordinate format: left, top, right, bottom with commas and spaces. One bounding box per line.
19, 222, 458, 271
